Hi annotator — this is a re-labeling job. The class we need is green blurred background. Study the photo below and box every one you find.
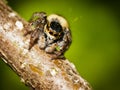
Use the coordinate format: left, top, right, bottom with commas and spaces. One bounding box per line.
0, 0, 120, 90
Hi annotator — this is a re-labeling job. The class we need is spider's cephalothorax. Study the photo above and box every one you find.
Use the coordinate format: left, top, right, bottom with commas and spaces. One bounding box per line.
27, 12, 72, 58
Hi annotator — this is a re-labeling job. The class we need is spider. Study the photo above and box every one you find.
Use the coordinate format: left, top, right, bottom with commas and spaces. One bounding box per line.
25, 12, 72, 58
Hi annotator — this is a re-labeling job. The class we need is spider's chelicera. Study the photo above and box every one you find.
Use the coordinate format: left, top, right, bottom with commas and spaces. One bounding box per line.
25, 12, 72, 58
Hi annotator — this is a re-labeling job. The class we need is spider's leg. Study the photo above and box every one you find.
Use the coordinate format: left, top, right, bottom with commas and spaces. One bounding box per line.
24, 12, 46, 36
45, 43, 57, 53
29, 29, 40, 50
29, 12, 46, 22
38, 34, 46, 49
45, 42, 65, 59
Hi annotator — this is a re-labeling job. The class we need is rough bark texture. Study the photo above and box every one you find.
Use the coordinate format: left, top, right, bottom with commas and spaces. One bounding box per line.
0, 0, 92, 90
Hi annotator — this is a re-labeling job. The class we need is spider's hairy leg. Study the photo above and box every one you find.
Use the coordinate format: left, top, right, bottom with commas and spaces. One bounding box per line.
45, 43, 57, 53
38, 34, 46, 49
29, 29, 40, 50
29, 12, 47, 22
24, 12, 46, 36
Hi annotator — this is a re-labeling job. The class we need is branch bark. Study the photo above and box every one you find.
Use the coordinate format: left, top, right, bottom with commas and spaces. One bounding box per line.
0, 0, 92, 90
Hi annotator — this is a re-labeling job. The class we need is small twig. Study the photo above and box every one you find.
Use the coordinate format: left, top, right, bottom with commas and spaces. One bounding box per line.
0, 0, 92, 90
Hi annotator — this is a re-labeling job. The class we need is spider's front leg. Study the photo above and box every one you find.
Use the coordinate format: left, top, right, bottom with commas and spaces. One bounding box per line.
45, 43, 57, 54
29, 29, 40, 50
29, 12, 46, 22
38, 33, 47, 49
25, 12, 47, 50
45, 42, 65, 59
24, 12, 47, 36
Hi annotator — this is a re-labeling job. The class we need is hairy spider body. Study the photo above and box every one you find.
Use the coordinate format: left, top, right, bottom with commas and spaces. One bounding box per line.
26, 12, 72, 58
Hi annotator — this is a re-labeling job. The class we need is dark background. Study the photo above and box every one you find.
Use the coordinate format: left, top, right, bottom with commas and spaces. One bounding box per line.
0, 0, 120, 90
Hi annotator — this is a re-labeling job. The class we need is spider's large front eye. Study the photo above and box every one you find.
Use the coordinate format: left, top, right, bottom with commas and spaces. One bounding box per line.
50, 21, 62, 33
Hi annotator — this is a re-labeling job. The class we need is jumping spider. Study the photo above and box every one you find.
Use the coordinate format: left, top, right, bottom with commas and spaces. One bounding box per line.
25, 12, 72, 58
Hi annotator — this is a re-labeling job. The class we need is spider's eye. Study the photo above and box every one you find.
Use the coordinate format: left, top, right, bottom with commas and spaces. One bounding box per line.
50, 21, 62, 32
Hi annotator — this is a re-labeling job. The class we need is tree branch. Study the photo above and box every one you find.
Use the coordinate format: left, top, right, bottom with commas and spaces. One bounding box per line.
0, 0, 92, 90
